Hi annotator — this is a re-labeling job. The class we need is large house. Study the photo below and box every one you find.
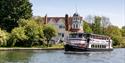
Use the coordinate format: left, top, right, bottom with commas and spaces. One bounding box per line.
34, 12, 84, 42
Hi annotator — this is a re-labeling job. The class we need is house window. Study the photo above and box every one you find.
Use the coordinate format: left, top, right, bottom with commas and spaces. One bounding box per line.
59, 25, 65, 29
58, 33, 61, 36
73, 18, 75, 20
78, 18, 80, 20
58, 33, 64, 37
62, 33, 64, 37
73, 24, 75, 28
76, 24, 78, 28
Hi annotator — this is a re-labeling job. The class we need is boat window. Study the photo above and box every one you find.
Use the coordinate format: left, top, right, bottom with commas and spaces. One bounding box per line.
98, 45, 99, 48
91, 45, 93, 48
101, 45, 106, 48
69, 34, 76, 38
98, 45, 100, 48
83, 33, 91, 39
100, 45, 102, 48
94, 45, 97, 48
102, 45, 103, 48
69, 33, 83, 38
91, 44, 107, 48
78, 34, 83, 38
90, 34, 110, 41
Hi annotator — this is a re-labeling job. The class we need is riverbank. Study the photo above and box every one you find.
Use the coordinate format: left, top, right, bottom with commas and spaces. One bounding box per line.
0, 47, 124, 51
0, 47, 64, 51
0, 43, 64, 51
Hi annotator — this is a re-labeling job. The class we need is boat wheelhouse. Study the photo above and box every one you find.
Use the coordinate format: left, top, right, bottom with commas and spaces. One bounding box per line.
64, 33, 113, 52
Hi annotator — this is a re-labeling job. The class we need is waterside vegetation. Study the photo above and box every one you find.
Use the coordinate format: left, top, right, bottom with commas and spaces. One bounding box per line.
83, 16, 125, 48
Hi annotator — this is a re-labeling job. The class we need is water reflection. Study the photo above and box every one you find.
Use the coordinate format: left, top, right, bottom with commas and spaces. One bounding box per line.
64, 51, 112, 56
0, 48, 124, 63
0, 50, 33, 63
64, 51, 91, 56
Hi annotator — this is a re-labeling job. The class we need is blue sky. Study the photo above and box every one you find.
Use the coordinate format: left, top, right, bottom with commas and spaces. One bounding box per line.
30, 0, 125, 28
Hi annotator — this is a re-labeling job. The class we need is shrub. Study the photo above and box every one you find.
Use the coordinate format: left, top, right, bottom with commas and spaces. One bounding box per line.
0, 28, 9, 47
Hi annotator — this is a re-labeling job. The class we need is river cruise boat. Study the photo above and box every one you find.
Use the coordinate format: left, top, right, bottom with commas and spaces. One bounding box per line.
64, 33, 113, 52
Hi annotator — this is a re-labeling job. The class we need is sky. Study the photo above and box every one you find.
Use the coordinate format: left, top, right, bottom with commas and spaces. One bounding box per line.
30, 0, 125, 28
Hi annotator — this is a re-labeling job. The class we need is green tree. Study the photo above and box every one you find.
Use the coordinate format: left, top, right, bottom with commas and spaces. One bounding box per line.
92, 16, 102, 34
0, 28, 9, 47
105, 25, 122, 37
104, 25, 123, 47
0, 0, 32, 32
43, 24, 57, 46
122, 26, 125, 37
8, 19, 44, 47
83, 21, 92, 33
9, 27, 28, 47
19, 19, 44, 47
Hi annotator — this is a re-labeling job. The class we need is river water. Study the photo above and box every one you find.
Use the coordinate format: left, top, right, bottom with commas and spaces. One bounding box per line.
0, 48, 124, 63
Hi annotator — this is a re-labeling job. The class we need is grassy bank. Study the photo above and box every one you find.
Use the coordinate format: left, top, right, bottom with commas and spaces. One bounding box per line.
0, 43, 64, 50
32, 43, 64, 48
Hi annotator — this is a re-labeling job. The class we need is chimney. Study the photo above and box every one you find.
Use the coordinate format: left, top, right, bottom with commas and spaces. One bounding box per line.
65, 14, 69, 31
44, 14, 47, 24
